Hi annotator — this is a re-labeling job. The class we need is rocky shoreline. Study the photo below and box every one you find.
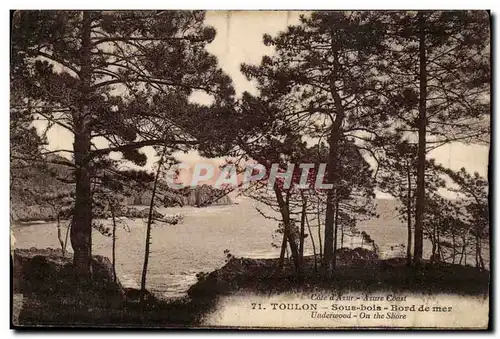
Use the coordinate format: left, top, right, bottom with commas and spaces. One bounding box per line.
12, 207, 172, 225
11, 185, 232, 223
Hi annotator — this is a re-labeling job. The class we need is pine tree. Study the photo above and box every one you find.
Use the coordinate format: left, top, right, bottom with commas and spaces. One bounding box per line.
380, 11, 490, 264
11, 10, 234, 278
241, 11, 389, 275
437, 166, 489, 268
236, 91, 377, 276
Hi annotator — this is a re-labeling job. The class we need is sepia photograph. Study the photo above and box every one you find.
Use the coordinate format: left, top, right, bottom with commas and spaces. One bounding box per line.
9, 10, 491, 329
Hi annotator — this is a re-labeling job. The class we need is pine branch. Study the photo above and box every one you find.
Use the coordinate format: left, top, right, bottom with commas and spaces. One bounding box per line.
89, 138, 198, 158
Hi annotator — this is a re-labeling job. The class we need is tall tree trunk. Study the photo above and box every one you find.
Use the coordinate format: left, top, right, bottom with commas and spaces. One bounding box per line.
323, 44, 345, 275
71, 11, 93, 279
406, 165, 413, 266
140, 147, 166, 303
414, 12, 427, 265
324, 190, 335, 273
323, 112, 344, 274
274, 187, 300, 274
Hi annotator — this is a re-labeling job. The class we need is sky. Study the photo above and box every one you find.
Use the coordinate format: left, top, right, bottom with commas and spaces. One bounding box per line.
35, 11, 490, 196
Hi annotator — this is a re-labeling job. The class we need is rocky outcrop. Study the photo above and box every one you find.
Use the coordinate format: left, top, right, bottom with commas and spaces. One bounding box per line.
11, 205, 56, 223
336, 247, 379, 266
13, 248, 125, 310
183, 185, 232, 207
188, 247, 490, 300
125, 184, 232, 207
122, 207, 164, 219
188, 248, 383, 298
12, 248, 211, 327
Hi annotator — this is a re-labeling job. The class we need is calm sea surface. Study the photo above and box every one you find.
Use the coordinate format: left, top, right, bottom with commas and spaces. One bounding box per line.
13, 198, 481, 298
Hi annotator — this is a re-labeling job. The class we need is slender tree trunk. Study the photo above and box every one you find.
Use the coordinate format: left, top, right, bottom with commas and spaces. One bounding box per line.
317, 197, 323, 262
299, 192, 307, 259
437, 226, 443, 262
414, 12, 427, 266
71, 11, 93, 279
459, 234, 466, 265
340, 223, 344, 249
332, 198, 340, 271
110, 201, 117, 283
305, 212, 317, 272
475, 233, 480, 268
451, 228, 456, 264
56, 215, 65, 254
195, 187, 201, 207
477, 229, 485, 269
274, 187, 300, 274
406, 166, 412, 266
279, 231, 287, 268
297, 192, 307, 280
406, 209, 412, 265
464, 238, 468, 265
324, 191, 335, 272
63, 218, 72, 256
431, 225, 437, 261
140, 147, 166, 303
479, 242, 485, 270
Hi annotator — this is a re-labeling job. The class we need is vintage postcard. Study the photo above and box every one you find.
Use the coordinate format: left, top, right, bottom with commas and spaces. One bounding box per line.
10, 10, 490, 329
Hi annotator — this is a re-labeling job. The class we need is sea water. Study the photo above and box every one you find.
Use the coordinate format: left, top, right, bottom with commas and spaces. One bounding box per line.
11, 198, 485, 298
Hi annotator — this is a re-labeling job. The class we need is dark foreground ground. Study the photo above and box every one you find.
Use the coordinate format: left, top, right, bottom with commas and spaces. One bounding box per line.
12, 247, 490, 328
